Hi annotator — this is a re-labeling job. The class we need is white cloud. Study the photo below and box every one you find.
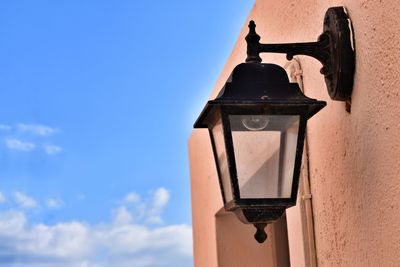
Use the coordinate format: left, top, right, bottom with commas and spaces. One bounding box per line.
46, 198, 64, 209
147, 188, 170, 224
112, 206, 133, 225
0, 210, 26, 235
121, 188, 170, 225
0, 188, 193, 267
5, 138, 36, 151
14, 192, 37, 209
0, 192, 6, 203
17, 123, 58, 136
152, 188, 170, 211
0, 124, 11, 130
124, 192, 140, 203
25, 221, 91, 258
96, 220, 192, 266
44, 144, 63, 155
0, 210, 92, 262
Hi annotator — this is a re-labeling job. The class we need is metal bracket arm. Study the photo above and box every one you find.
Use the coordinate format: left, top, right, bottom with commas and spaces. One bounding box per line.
245, 6, 355, 102
246, 22, 331, 75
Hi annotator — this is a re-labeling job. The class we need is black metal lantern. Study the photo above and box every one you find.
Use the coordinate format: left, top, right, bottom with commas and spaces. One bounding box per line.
193, 7, 354, 243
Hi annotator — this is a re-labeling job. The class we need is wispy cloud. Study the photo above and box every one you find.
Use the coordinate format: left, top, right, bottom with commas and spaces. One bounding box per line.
46, 197, 64, 209
0, 192, 6, 203
14, 192, 37, 209
0, 189, 193, 267
5, 138, 36, 151
152, 188, 169, 211
44, 144, 63, 155
122, 188, 170, 225
0, 124, 11, 131
17, 123, 58, 136
124, 192, 140, 203
147, 188, 170, 224
112, 206, 134, 225
2, 123, 63, 156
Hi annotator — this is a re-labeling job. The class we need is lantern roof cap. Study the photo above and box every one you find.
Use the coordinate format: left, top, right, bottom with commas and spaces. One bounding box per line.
216, 63, 312, 101
194, 62, 326, 128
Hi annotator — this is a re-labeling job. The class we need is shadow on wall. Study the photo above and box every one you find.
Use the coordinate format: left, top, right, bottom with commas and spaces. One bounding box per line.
215, 209, 290, 267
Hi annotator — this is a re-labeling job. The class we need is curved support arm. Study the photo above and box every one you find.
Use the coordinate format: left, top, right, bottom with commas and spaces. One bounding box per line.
244, 7, 355, 102
246, 21, 331, 75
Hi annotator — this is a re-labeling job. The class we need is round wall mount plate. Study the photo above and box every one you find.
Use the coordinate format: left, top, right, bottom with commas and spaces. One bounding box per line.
323, 7, 355, 101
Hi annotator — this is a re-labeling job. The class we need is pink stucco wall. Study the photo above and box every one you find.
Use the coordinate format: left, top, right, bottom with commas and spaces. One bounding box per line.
189, 0, 400, 266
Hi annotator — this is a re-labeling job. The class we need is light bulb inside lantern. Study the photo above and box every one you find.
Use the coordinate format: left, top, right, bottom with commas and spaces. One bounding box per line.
241, 115, 269, 131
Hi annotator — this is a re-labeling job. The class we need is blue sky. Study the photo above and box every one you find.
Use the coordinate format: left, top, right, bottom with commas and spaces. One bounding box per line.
0, 1, 254, 266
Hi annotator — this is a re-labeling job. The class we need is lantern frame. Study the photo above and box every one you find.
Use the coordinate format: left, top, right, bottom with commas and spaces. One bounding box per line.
195, 62, 326, 242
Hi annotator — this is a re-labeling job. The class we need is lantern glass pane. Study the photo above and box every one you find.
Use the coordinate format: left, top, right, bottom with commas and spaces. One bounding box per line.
229, 115, 300, 199
211, 118, 233, 202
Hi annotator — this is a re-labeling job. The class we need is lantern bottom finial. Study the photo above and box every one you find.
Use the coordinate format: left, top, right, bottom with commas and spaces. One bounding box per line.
253, 223, 268, 243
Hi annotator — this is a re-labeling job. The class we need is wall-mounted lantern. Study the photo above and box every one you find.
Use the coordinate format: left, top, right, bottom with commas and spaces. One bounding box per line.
193, 7, 355, 243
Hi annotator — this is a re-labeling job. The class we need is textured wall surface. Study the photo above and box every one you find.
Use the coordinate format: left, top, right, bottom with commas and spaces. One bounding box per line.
189, 0, 400, 266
